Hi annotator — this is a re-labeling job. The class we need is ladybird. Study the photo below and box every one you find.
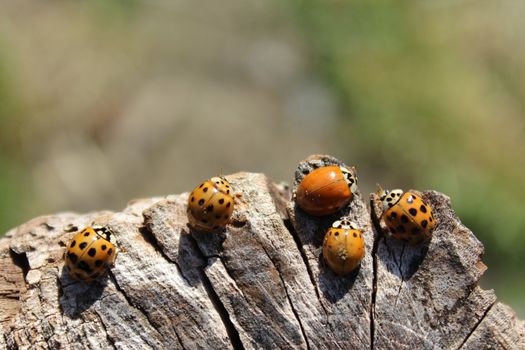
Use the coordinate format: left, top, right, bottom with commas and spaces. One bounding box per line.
295, 165, 357, 216
64, 226, 117, 282
377, 188, 436, 245
322, 218, 365, 275
187, 176, 235, 232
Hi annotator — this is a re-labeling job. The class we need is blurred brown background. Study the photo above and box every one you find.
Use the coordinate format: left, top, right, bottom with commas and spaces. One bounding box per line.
0, 0, 523, 316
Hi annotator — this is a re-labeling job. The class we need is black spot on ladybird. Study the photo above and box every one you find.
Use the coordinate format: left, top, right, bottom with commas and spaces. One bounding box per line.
396, 225, 406, 233
219, 198, 225, 205
401, 215, 409, 223
77, 261, 92, 273
389, 212, 397, 220
203, 187, 208, 193
409, 208, 418, 216
88, 248, 96, 257
101, 244, 107, 251
107, 248, 113, 256
353, 232, 357, 238
198, 199, 205, 206
420, 205, 427, 213
67, 252, 78, 263
191, 196, 195, 202
95, 260, 103, 267
199, 183, 204, 188
335, 232, 339, 237
79, 242, 88, 250
429, 217, 433, 222
226, 202, 231, 208
70, 240, 76, 248
387, 197, 392, 202
411, 227, 421, 235
84, 231, 90, 237
421, 220, 428, 228
226, 190, 230, 194
207, 204, 214, 212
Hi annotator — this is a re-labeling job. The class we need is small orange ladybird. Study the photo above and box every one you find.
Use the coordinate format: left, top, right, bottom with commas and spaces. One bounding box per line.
322, 218, 365, 275
64, 226, 117, 282
295, 165, 357, 216
187, 176, 235, 232
377, 188, 436, 245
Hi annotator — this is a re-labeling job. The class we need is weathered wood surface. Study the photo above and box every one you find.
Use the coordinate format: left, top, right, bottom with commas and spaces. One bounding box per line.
0, 155, 523, 349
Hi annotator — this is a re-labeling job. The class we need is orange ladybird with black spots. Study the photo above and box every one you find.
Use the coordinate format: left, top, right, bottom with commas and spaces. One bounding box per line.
377, 188, 436, 245
187, 176, 235, 232
64, 226, 117, 282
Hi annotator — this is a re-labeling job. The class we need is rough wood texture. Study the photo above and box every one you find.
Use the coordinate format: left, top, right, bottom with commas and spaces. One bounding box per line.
0, 155, 523, 349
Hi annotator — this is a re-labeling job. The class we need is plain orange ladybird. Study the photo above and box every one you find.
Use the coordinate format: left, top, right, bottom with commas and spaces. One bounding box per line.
295, 165, 358, 216
377, 188, 436, 245
323, 218, 365, 275
64, 226, 117, 283
187, 176, 235, 232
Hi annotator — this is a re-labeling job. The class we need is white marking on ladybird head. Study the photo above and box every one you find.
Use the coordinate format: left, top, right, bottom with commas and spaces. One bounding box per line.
340, 166, 358, 193
332, 218, 360, 230
381, 189, 404, 211
92, 225, 115, 242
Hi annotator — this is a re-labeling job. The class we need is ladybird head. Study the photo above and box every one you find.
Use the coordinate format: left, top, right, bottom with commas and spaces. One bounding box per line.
332, 218, 360, 231
376, 186, 404, 211
92, 226, 115, 242
210, 176, 233, 195
340, 166, 358, 194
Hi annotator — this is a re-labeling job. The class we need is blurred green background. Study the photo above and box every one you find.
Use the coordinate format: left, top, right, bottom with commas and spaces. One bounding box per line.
0, 0, 523, 315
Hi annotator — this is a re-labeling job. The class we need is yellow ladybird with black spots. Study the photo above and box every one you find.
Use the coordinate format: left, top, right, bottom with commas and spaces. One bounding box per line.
377, 188, 436, 245
322, 218, 365, 275
187, 176, 235, 233
64, 226, 117, 282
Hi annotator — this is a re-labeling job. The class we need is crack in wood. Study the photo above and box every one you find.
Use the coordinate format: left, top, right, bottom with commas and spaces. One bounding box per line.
107, 271, 183, 349
369, 197, 385, 350
186, 234, 245, 350
283, 218, 329, 320
93, 310, 117, 350
257, 237, 310, 350
138, 225, 192, 286
455, 300, 497, 350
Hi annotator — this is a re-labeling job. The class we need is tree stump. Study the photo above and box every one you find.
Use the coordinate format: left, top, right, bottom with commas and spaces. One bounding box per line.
0, 155, 523, 349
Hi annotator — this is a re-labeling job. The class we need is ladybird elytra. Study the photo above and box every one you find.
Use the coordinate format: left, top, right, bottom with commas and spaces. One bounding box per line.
187, 176, 235, 232
64, 226, 117, 283
295, 165, 357, 216
322, 218, 365, 275
377, 187, 436, 245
